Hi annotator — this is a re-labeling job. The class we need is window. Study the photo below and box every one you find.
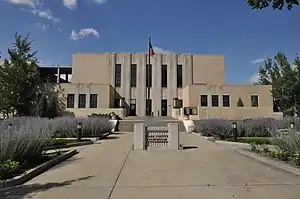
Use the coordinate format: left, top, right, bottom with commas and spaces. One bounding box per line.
130, 64, 137, 87
67, 94, 75, 108
177, 99, 183, 108
78, 94, 86, 108
212, 95, 219, 107
161, 65, 167, 87
146, 64, 152, 87
190, 106, 198, 115
115, 64, 121, 87
177, 65, 182, 87
222, 95, 230, 107
200, 95, 208, 107
90, 94, 98, 108
251, 95, 259, 107
173, 98, 183, 108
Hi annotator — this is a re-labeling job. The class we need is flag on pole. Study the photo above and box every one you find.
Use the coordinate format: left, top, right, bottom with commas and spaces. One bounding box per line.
149, 35, 155, 57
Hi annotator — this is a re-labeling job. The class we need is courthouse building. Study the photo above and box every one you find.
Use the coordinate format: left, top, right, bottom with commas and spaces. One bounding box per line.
38, 53, 282, 120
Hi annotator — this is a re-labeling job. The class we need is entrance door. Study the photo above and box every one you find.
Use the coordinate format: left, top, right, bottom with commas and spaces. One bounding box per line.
130, 99, 136, 116
161, 99, 167, 116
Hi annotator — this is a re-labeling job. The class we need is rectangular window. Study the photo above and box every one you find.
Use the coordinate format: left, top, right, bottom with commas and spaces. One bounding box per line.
177, 99, 183, 108
130, 64, 137, 87
146, 64, 152, 87
251, 95, 259, 107
161, 65, 167, 87
200, 95, 208, 107
115, 64, 121, 87
177, 65, 183, 87
67, 94, 75, 108
90, 94, 98, 108
222, 95, 230, 107
78, 94, 86, 108
190, 106, 198, 115
212, 95, 219, 107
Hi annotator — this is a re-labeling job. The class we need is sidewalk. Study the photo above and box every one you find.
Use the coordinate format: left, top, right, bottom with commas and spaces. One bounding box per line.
1, 132, 300, 199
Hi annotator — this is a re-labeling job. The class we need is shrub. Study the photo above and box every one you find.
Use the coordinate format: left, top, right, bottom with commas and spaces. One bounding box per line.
49, 116, 113, 138
238, 118, 277, 137
0, 159, 20, 180
194, 119, 233, 140
237, 137, 273, 145
0, 117, 51, 164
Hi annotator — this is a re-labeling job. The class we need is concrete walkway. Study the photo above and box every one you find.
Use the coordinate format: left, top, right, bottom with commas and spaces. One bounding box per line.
1, 132, 300, 199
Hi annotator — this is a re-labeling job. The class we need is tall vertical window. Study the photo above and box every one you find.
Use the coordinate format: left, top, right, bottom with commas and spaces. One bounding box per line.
146, 64, 152, 87
161, 65, 167, 87
78, 94, 86, 108
177, 65, 183, 87
90, 94, 98, 108
251, 95, 259, 107
212, 95, 219, 107
67, 94, 75, 108
222, 95, 230, 107
115, 64, 121, 87
200, 95, 208, 107
130, 64, 137, 87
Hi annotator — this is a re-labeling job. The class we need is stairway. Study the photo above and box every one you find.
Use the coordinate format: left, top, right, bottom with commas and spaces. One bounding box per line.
117, 117, 186, 132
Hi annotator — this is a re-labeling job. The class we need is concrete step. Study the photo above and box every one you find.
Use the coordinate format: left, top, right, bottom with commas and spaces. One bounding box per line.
118, 119, 186, 132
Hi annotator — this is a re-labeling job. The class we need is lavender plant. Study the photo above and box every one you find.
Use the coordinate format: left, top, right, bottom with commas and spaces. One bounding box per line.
0, 117, 52, 163
239, 118, 277, 137
49, 116, 113, 138
194, 119, 233, 140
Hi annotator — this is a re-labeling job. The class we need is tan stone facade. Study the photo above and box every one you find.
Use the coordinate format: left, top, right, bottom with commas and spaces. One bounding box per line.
54, 53, 282, 119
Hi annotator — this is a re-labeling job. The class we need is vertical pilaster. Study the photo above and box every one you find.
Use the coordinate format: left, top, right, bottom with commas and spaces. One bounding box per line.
134, 123, 146, 150
168, 123, 179, 150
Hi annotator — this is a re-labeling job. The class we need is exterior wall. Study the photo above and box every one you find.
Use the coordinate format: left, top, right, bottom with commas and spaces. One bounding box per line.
58, 83, 126, 117
63, 53, 279, 119
71, 53, 225, 116
192, 55, 224, 85
183, 84, 282, 120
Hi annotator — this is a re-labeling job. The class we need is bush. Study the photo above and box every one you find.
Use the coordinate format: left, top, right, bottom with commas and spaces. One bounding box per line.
0, 159, 20, 180
238, 118, 277, 137
0, 117, 52, 163
49, 116, 113, 138
194, 119, 233, 140
237, 137, 273, 145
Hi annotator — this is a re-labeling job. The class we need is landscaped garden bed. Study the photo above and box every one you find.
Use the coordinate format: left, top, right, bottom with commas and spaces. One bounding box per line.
0, 116, 112, 183
193, 117, 300, 167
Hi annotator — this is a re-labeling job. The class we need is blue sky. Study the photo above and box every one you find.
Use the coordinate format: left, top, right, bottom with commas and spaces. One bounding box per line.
0, 0, 299, 84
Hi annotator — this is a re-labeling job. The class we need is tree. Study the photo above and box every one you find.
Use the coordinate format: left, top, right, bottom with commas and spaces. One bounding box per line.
237, 97, 244, 107
0, 33, 40, 117
36, 95, 48, 118
247, 0, 299, 10
48, 95, 59, 119
256, 52, 300, 116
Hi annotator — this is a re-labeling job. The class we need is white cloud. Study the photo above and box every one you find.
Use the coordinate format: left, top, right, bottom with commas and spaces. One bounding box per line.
249, 73, 259, 83
63, 0, 77, 9
36, 22, 49, 31
152, 46, 172, 54
69, 28, 99, 40
32, 9, 60, 22
251, 58, 266, 64
5, 0, 40, 7
92, 0, 107, 4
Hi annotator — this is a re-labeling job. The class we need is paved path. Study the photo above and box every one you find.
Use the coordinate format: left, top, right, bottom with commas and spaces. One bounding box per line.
1, 132, 300, 199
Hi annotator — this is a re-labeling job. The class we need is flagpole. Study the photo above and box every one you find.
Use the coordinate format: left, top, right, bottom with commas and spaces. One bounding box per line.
147, 35, 151, 116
